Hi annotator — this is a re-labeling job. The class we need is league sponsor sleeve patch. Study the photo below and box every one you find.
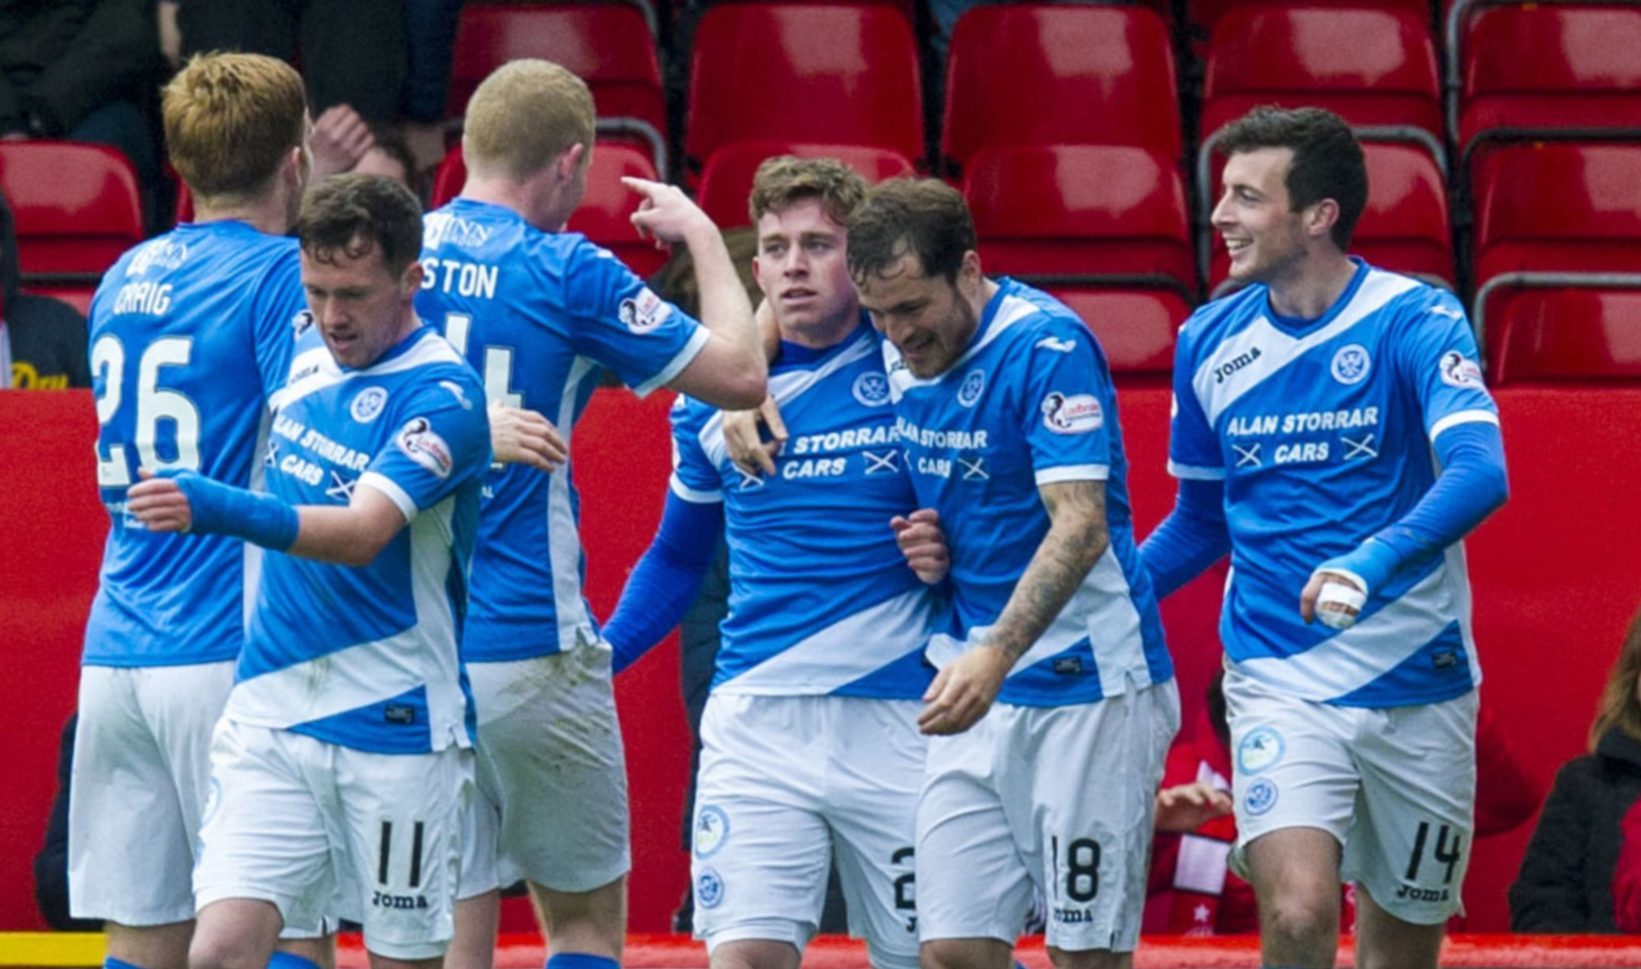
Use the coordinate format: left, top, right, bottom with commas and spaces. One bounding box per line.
395, 416, 454, 479
618, 286, 672, 334
1437, 350, 1484, 390
1040, 391, 1104, 435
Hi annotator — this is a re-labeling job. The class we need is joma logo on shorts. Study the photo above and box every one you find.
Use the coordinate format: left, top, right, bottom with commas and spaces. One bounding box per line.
371, 891, 429, 910
1214, 347, 1262, 383
1052, 907, 1093, 923
1394, 885, 1450, 903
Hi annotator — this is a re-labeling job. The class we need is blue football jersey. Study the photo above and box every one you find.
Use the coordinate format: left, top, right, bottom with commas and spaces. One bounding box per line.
83, 221, 306, 667
886, 278, 1172, 707
671, 322, 938, 699
227, 326, 490, 754
1169, 260, 1497, 707
415, 199, 709, 662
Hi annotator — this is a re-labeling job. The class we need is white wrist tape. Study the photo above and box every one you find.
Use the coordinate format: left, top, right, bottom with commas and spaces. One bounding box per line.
1316, 580, 1367, 631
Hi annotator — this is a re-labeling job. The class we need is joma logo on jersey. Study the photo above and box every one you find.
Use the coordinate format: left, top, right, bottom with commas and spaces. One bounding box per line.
1213, 347, 1262, 384
371, 891, 429, 910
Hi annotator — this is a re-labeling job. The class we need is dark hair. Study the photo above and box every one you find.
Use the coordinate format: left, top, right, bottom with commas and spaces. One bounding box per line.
1217, 105, 1367, 251
297, 174, 424, 275
847, 177, 975, 284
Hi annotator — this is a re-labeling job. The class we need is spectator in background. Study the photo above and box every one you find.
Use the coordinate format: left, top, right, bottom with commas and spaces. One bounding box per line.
354, 123, 424, 200
0, 190, 88, 389
1512, 607, 1641, 932
0, 0, 168, 227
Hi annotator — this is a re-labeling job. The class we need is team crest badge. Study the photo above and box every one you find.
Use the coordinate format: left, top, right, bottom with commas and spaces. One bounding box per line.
852, 371, 890, 407
1244, 777, 1279, 816
957, 369, 986, 407
1330, 344, 1371, 385
351, 386, 389, 423
696, 869, 725, 909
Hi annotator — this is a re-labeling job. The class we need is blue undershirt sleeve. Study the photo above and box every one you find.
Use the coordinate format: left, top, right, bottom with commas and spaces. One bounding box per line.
1317, 421, 1509, 593
1138, 477, 1231, 600
603, 492, 726, 673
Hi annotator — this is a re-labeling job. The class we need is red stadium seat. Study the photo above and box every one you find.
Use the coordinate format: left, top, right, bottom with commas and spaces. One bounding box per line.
941, 4, 1180, 174
447, 2, 665, 166
1469, 142, 1641, 378
430, 142, 667, 276
966, 145, 1193, 294
1203, 142, 1453, 292
1200, 6, 1442, 149
1456, 3, 1641, 156
685, 4, 923, 176
695, 141, 915, 229
1488, 287, 1641, 385
1039, 286, 1190, 379
0, 141, 143, 285
1188, 0, 1435, 38
699, 0, 918, 24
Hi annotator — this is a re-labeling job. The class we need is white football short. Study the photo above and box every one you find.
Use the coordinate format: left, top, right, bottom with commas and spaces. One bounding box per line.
690, 693, 925, 969
193, 718, 472, 960
68, 661, 235, 925
917, 681, 1179, 952
459, 644, 630, 898
1222, 668, 1478, 924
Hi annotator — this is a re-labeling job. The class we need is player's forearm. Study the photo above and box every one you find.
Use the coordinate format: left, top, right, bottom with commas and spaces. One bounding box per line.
686, 223, 766, 391
287, 502, 404, 567
984, 482, 1108, 664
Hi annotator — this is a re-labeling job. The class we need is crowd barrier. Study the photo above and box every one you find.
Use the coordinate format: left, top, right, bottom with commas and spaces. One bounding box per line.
3, 384, 1638, 935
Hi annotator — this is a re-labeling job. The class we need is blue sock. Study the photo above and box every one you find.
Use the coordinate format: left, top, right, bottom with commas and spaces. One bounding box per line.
546, 953, 620, 969
268, 954, 323, 969
106, 958, 149, 969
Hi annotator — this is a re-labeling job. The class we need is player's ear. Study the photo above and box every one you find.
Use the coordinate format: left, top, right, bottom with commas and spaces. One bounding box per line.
399, 258, 424, 296
957, 250, 984, 298
1307, 198, 1340, 241
558, 143, 587, 181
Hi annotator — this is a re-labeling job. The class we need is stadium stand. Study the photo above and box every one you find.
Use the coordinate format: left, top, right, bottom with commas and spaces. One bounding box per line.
446, 1, 668, 173
695, 141, 915, 229
1039, 286, 1189, 381
684, 4, 923, 178
939, 4, 1181, 176
1469, 142, 1641, 382
0, 142, 143, 309
1451, 0, 1641, 160
430, 141, 667, 276
964, 144, 1195, 295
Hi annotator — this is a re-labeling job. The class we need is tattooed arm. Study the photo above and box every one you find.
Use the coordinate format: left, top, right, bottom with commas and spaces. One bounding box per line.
917, 480, 1109, 735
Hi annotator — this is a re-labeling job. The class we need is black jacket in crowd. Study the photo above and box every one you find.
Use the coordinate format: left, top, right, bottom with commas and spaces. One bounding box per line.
1509, 727, 1641, 932
0, 190, 89, 389
0, 0, 164, 136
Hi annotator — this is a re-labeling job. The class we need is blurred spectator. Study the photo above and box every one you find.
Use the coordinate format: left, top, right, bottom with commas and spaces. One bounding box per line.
33, 715, 100, 931
0, 0, 167, 225
354, 123, 423, 200
401, 0, 465, 172
175, 0, 407, 124
1512, 606, 1641, 932
0, 190, 88, 389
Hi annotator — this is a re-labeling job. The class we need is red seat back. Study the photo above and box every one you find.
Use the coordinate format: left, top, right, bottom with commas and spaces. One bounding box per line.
430, 142, 666, 276
941, 4, 1180, 173
685, 4, 923, 173
966, 145, 1194, 292
696, 141, 915, 229
1489, 288, 1641, 386
1201, 6, 1441, 141
1040, 286, 1190, 379
0, 141, 143, 279
1459, 4, 1641, 151
447, 1, 665, 138
1189, 0, 1434, 36
1472, 142, 1641, 284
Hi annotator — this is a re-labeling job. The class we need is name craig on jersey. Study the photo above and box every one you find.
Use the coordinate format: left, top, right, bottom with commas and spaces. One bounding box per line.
419, 257, 498, 300
788, 423, 899, 455
893, 416, 989, 450
272, 413, 371, 473
1225, 406, 1380, 437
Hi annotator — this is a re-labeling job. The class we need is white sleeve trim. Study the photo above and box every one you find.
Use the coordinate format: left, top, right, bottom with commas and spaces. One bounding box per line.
668, 474, 724, 504
633, 326, 711, 398
1428, 409, 1500, 442
1167, 459, 1227, 481
1035, 464, 1109, 486
358, 471, 417, 523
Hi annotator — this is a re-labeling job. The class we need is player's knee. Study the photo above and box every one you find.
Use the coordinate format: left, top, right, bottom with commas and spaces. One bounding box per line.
919, 939, 1009, 969
1045, 947, 1129, 969
186, 931, 262, 969
1259, 892, 1339, 951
